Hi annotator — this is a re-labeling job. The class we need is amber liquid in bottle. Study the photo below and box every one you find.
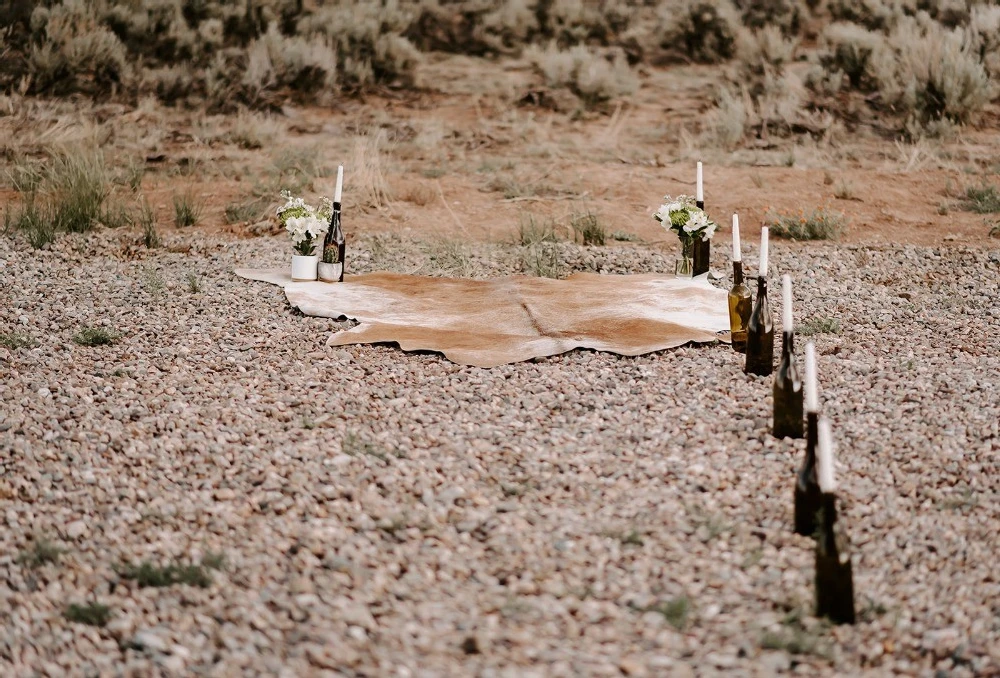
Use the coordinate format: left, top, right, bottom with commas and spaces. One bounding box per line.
773, 331, 804, 438
815, 492, 856, 625
322, 203, 346, 282
728, 261, 752, 353
745, 276, 774, 376
794, 412, 821, 536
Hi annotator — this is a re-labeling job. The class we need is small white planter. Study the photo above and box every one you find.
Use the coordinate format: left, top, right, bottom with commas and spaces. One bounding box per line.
291, 255, 319, 281
317, 261, 343, 282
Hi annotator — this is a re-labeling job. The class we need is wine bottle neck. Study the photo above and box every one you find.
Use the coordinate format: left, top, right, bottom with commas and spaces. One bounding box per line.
756, 276, 767, 295
821, 492, 838, 534
696, 200, 704, 210
733, 261, 744, 285
333, 202, 342, 211
782, 330, 794, 354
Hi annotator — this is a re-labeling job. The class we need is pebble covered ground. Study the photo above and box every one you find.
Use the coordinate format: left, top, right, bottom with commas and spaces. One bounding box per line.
1, 228, 999, 677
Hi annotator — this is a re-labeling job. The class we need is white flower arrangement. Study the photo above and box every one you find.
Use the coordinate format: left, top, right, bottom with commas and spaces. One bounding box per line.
277, 190, 333, 256
652, 194, 717, 241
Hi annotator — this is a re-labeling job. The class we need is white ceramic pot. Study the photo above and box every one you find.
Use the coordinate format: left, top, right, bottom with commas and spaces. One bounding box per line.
291, 255, 319, 281
317, 261, 343, 282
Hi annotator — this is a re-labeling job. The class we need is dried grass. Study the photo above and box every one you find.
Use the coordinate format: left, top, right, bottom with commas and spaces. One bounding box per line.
350, 130, 393, 211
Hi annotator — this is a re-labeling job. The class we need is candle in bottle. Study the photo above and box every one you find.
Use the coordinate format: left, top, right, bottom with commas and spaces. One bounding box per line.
805, 342, 819, 412
759, 226, 769, 277
732, 214, 741, 262
782, 274, 793, 332
696, 161, 704, 203
334, 165, 344, 204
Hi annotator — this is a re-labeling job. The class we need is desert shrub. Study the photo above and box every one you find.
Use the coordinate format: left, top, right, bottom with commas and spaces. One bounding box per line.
528, 43, 638, 107
734, 0, 804, 36
967, 5, 1000, 78
405, 0, 639, 57
872, 17, 993, 126
915, 0, 970, 28
826, 0, 908, 30
656, 0, 740, 64
816, 22, 884, 90
296, 1, 421, 90
735, 26, 798, 96
705, 86, 749, 148
27, 3, 130, 95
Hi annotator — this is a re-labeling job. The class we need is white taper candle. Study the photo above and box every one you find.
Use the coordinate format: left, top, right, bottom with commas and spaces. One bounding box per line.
732, 214, 741, 262
805, 341, 819, 412
817, 417, 837, 493
696, 161, 704, 203
334, 165, 344, 203
759, 227, 769, 277
782, 274, 793, 332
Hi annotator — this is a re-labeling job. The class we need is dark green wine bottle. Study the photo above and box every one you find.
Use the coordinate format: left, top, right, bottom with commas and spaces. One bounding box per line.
794, 411, 821, 535
773, 331, 804, 438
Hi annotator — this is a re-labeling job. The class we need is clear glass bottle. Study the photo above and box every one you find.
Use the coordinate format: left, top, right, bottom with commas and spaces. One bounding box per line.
728, 260, 752, 353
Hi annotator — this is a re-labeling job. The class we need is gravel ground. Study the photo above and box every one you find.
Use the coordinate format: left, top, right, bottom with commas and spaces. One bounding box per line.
2, 228, 999, 677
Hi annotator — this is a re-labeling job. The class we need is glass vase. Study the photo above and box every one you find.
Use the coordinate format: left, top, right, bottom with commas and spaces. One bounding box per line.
675, 236, 694, 278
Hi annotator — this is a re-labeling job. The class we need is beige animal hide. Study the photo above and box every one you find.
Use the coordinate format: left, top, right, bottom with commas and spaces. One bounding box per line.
236, 269, 731, 368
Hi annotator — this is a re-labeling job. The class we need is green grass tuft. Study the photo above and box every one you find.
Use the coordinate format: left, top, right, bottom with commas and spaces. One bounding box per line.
65, 603, 111, 627
799, 317, 841, 336
516, 214, 560, 246
959, 184, 1000, 213
73, 327, 118, 346
173, 192, 202, 227
138, 200, 160, 248
767, 207, 846, 240
648, 597, 691, 631
17, 540, 63, 568
520, 243, 564, 279
571, 211, 606, 246
0, 331, 37, 349
224, 198, 267, 224
119, 560, 214, 588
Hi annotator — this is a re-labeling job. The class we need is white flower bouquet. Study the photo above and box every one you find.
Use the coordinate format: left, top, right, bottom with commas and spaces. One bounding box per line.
653, 195, 717, 242
277, 190, 333, 256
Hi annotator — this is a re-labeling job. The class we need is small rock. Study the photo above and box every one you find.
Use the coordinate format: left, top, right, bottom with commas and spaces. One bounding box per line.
66, 520, 88, 540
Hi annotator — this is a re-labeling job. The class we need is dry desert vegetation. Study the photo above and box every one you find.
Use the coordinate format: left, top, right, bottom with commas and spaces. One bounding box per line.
1, 0, 1000, 676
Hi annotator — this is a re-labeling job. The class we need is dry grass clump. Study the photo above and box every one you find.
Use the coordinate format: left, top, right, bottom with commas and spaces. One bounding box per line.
4, 145, 125, 248
527, 43, 639, 108
350, 130, 393, 211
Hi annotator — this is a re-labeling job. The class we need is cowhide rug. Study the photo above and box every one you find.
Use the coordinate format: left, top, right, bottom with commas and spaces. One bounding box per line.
236, 269, 731, 368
